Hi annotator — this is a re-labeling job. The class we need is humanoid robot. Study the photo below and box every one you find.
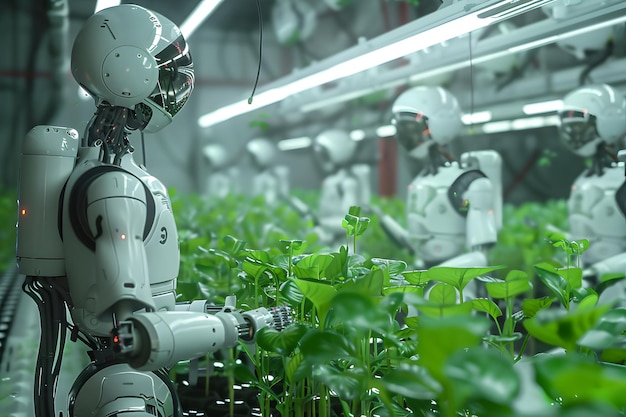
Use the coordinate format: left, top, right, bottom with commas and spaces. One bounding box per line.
246, 137, 290, 206
203, 143, 240, 199
15, 5, 290, 417
553, 84, 626, 297
373, 86, 503, 277
313, 129, 372, 247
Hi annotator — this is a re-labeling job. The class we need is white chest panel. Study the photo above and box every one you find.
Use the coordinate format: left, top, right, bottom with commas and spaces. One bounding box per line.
406, 163, 466, 262
568, 164, 626, 262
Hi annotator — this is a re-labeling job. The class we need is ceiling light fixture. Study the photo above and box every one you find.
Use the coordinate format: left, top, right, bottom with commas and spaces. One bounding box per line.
94, 0, 121, 13
198, 0, 555, 128
277, 137, 312, 151
462, 111, 493, 125
522, 99, 563, 115
180, 0, 224, 39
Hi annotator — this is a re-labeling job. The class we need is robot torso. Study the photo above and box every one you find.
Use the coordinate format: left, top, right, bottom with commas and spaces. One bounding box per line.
568, 163, 626, 265
406, 162, 468, 264
61, 148, 180, 336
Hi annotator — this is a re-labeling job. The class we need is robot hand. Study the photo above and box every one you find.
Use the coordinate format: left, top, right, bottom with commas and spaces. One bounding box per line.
111, 297, 292, 371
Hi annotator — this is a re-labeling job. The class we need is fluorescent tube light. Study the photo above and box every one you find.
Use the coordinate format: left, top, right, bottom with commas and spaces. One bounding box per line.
350, 130, 366, 141
481, 115, 559, 133
509, 14, 626, 54
277, 137, 312, 151
199, 0, 549, 128
462, 111, 492, 125
180, 0, 224, 39
94, 0, 121, 13
522, 99, 563, 115
376, 125, 397, 137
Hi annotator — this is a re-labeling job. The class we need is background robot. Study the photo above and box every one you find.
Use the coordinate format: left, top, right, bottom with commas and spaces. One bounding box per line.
246, 137, 291, 206
15, 5, 289, 417
203, 142, 241, 199
553, 84, 626, 299
313, 129, 372, 247
373, 86, 503, 282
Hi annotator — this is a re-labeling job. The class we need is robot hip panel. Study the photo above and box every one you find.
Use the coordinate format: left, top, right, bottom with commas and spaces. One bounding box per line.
414, 235, 465, 264
69, 363, 179, 417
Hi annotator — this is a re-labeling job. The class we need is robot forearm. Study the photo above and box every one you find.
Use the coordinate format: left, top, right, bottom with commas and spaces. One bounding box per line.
586, 253, 626, 279
114, 301, 291, 371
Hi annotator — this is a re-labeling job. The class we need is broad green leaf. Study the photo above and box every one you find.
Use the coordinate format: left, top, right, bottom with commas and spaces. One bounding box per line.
534, 353, 626, 408
371, 258, 408, 276
401, 270, 430, 286
285, 351, 306, 383
428, 282, 458, 305
418, 302, 473, 317
382, 285, 424, 297
243, 249, 272, 264
445, 346, 519, 407
523, 304, 611, 350
256, 323, 309, 356
340, 267, 384, 296
279, 239, 303, 254
313, 364, 366, 400
522, 297, 554, 318
600, 273, 626, 283
471, 298, 502, 320
295, 278, 337, 325
483, 333, 523, 344
426, 265, 507, 292
299, 329, 356, 363
325, 291, 393, 335
578, 308, 626, 351
292, 253, 334, 279
279, 279, 305, 307
380, 363, 442, 399
416, 315, 491, 381
534, 262, 569, 306
485, 270, 532, 300
222, 234, 247, 255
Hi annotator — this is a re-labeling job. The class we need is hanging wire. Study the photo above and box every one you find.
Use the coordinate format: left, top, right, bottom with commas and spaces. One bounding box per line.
248, 0, 263, 104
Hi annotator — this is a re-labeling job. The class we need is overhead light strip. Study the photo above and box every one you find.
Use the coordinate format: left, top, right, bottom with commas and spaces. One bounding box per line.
198, 0, 550, 128
180, 0, 224, 39
94, 0, 121, 13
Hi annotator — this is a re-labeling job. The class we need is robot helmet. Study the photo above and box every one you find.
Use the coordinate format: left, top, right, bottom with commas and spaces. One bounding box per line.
203, 143, 230, 170
247, 138, 278, 168
313, 129, 357, 172
558, 84, 626, 157
391, 86, 463, 153
71, 4, 194, 133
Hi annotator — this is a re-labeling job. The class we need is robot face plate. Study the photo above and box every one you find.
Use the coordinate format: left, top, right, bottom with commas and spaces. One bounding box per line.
559, 110, 601, 156
149, 35, 194, 120
393, 112, 432, 152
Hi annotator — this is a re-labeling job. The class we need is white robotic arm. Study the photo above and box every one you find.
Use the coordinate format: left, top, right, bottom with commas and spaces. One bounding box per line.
113, 298, 291, 371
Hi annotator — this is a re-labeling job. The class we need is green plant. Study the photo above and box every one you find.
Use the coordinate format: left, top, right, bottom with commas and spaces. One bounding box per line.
170, 191, 626, 417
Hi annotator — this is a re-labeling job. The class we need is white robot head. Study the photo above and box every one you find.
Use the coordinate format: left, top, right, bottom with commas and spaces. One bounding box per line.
391, 86, 463, 158
247, 138, 278, 169
313, 129, 357, 172
558, 84, 626, 157
203, 143, 230, 170
71, 4, 194, 133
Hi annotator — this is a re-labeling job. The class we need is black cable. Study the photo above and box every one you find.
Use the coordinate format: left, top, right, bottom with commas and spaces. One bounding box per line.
579, 39, 614, 86
468, 31, 475, 132
248, 0, 263, 105
140, 130, 147, 168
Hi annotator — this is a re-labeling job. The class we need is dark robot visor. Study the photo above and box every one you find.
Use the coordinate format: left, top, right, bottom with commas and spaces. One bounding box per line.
558, 110, 599, 152
149, 34, 195, 119
393, 112, 432, 151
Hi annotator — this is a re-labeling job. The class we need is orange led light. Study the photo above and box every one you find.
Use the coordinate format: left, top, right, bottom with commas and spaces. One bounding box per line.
21, 209, 26, 215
